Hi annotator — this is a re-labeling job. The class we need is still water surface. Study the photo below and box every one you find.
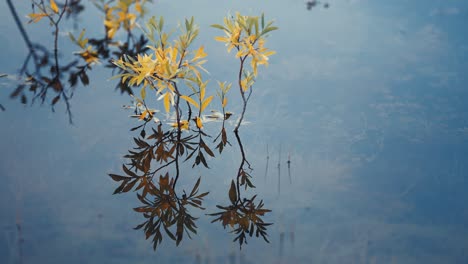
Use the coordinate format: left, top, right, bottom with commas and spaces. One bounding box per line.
1, 0, 468, 263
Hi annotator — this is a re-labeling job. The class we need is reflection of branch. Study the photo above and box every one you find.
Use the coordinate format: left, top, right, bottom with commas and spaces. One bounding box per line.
6, 0, 42, 76
35, 0, 74, 123
7, 0, 78, 123
172, 82, 182, 190
209, 49, 271, 249
7, 0, 34, 51
233, 56, 252, 196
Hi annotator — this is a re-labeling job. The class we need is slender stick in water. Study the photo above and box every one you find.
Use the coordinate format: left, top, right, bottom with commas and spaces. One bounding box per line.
264, 144, 269, 182
287, 152, 291, 184
277, 144, 281, 195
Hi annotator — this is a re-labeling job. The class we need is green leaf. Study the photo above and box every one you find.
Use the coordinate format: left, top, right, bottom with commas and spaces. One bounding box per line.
211, 24, 226, 31
159, 16, 164, 31
261, 13, 265, 29
260, 26, 278, 37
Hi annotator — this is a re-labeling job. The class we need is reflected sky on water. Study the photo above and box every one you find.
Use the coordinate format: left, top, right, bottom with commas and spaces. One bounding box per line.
1, 0, 468, 263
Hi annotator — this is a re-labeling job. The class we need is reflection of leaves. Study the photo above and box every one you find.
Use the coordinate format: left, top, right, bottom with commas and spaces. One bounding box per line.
109, 121, 216, 250
209, 194, 271, 249
131, 175, 208, 250
214, 127, 230, 154
107, 12, 276, 252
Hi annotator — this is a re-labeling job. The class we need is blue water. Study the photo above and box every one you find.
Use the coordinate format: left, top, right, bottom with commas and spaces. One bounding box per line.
1, 0, 468, 263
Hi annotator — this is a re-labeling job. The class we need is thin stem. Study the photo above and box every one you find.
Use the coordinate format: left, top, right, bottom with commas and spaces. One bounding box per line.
171, 82, 182, 190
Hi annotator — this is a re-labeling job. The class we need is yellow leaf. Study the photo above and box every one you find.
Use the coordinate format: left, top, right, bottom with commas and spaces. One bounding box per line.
195, 117, 203, 129
135, 1, 142, 14
170, 120, 189, 131
163, 93, 171, 113
214, 36, 229, 42
222, 97, 228, 108
180, 95, 199, 109
193, 46, 207, 60
140, 86, 146, 100
200, 85, 205, 100
200, 95, 213, 112
139, 110, 148, 120
28, 13, 48, 23
50, 0, 59, 14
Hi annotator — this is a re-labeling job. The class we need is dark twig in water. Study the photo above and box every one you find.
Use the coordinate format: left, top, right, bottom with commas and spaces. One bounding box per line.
277, 143, 281, 195
287, 152, 291, 184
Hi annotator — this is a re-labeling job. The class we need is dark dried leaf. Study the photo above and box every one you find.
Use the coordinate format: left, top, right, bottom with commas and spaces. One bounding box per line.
52, 95, 60, 105
108, 174, 130, 182
229, 180, 237, 204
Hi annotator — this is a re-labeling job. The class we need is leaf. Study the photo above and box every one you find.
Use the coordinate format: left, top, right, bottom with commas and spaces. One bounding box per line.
200, 95, 213, 112
52, 95, 60, 105
50, 0, 59, 14
190, 177, 201, 197
28, 13, 48, 23
211, 24, 226, 31
161, 224, 175, 241
195, 116, 203, 129
199, 151, 209, 168
222, 97, 228, 108
194, 45, 207, 60
229, 180, 237, 204
122, 165, 138, 178
122, 179, 137, 192
163, 93, 170, 113
159, 16, 164, 32
180, 95, 199, 109
108, 174, 130, 182
140, 86, 146, 100
79, 71, 89, 86
10, 85, 24, 98
21, 95, 27, 104
261, 26, 278, 37
261, 13, 265, 29
201, 141, 215, 157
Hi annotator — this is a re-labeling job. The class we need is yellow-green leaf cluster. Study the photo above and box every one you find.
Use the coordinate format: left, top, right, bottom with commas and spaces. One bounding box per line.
212, 13, 277, 77
103, 0, 150, 39
27, 13, 48, 24
69, 29, 99, 64
216, 81, 231, 109
27, 0, 61, 23
113, 16, 212, 116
